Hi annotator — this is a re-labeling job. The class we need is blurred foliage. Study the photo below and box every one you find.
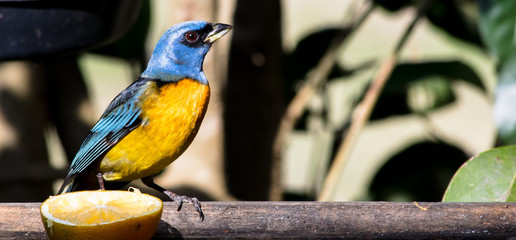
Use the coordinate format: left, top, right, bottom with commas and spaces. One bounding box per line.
283, 28, 358, 99
371, 60, 485, 119
370, 142, 467, 202
478, 0, 516, 144
374, 0, 482, 47
443, 145, 516, 202
284, 28, 344, 86
283, 0, 514, 202
477, 0, 516, 63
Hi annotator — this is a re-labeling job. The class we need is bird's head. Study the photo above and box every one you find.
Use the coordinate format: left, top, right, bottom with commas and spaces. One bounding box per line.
142, 21, 232, 84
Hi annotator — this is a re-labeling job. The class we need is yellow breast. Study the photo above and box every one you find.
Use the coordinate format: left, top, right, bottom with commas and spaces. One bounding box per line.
100, 79, 210, 181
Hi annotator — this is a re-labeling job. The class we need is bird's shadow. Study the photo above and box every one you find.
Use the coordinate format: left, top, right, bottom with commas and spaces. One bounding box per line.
152, 220, 184, 239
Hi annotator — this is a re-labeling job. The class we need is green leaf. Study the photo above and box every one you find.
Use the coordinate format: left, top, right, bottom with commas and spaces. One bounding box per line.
508, 177, 516, 202
443, 146, 516, 202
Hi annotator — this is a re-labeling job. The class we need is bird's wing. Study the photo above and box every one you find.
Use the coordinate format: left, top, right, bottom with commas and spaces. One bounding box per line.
58, 79, 151, 193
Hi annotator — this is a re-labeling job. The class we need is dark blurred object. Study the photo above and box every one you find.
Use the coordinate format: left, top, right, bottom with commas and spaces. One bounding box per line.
225, 0, 285, 200
0, 0, 146, 202
0, 0, 143, 60
284, 29, 349, 89
91, 0, 150, 75
369, 141, 468, 202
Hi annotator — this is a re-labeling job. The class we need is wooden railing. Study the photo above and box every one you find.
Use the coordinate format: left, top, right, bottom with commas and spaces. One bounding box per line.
1, 201, 515, 239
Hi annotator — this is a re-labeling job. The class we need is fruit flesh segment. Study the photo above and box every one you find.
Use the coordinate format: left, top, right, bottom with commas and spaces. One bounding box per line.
46, 191, 160, 225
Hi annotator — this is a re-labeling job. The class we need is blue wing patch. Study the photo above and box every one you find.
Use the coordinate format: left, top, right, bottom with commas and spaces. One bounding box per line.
58, 79, 153, 193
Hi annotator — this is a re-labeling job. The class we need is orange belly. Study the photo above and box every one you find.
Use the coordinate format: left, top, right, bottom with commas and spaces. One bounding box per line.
100, 79, 210, 181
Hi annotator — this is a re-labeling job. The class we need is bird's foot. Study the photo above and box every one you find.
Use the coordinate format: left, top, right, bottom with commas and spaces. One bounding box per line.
164, 191, 204, 221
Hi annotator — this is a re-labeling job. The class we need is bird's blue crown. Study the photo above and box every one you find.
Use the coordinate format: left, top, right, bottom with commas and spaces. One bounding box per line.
141, 21, 213, 84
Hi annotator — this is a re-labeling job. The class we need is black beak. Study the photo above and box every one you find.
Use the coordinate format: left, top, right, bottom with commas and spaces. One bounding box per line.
205, 23, 232, 43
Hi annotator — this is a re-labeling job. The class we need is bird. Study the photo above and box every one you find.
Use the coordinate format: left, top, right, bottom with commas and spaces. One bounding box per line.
57, 21, 232, 221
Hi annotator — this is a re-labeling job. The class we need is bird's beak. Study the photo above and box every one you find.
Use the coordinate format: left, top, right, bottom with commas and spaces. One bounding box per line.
205, 23, 232, 43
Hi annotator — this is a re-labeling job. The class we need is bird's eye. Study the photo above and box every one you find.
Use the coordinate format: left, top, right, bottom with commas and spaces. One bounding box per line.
185, 31, 199, 42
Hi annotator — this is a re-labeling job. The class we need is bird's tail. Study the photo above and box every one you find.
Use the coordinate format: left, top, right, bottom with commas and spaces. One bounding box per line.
57, 173, 130, 194
57, 175, 77, 194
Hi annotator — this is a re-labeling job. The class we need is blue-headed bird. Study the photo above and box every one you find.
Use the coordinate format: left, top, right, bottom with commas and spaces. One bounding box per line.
57, 21, 232, 221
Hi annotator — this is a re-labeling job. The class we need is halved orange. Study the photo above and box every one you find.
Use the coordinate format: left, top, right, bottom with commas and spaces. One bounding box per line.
40, 190, 163, 240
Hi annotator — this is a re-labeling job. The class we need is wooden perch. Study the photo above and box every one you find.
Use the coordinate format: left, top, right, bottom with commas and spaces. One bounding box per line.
1, 201, 514, 239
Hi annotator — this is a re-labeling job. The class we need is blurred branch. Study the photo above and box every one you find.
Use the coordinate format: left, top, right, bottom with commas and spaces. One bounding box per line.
269, 3, 374, 201
318, 0, 434, 201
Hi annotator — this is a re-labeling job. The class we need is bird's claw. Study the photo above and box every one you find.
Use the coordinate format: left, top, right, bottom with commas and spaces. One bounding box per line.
170, 194, 204, 221
141, 178, 205, 221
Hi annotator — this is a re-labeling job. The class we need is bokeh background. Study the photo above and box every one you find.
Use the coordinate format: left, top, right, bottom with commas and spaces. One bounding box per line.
0, 0, 505, 203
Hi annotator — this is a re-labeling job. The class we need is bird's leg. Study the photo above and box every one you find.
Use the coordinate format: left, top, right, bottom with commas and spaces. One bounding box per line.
96, 173, 106, 190
141, 176, 204, 221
